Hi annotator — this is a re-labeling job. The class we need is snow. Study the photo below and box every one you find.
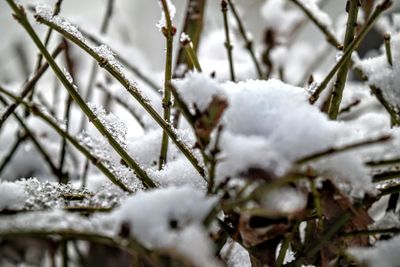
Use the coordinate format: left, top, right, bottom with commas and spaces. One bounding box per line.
173, 71, 226, 111
260, 186, 307, 216
297, 0, 333, 32
111, 186, 219, 266
156, 0, 176, 31
221, 239, 251, 267
87, 103, 128, 150
35, 4, 86, 42
355, 33, 400, 111
0, 180, 27, 211
260, 0, 302, 35
349, 235, 400, 267
180, 32, 191, 44
175, 73, 375, 197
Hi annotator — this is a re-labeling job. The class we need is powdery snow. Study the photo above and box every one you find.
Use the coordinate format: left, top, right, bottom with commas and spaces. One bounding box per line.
174, 73, 375, 197
355, 33, 400, 112
349, 235, 400, 267
0, 180, 27, 211
110, 186, 219, 266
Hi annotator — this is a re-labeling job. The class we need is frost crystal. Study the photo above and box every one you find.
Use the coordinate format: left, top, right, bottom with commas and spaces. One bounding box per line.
87, 103, 128, 150
93, 45, 124, 73
35, 5, 85, 42
77, 132, 143, 191
156, 0, 176, 31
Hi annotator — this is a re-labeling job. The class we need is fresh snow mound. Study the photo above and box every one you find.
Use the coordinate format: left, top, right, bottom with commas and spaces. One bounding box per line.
175, 73, 374, 197
0, 181, 27, 211
111, 186, 219, 266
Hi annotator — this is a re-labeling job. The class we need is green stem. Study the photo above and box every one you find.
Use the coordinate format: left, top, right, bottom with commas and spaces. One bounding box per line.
34, 10, 206, 179
80, 28, 160, 92
384, 33, 393, 66
327, 0, 360, 119
227, 0, 262, 78
159, 0, 174, 170
0, 86, 133, 192
309, 0, 392, 103
181, 39, 202, 72
7, 1, 156, 188
174, 0, 205, 74
221, 0, 235, 81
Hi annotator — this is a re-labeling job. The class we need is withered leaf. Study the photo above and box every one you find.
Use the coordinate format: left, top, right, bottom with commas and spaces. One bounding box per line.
194, 95, 228, 146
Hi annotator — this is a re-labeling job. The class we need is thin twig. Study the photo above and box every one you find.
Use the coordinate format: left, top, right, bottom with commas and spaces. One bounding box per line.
354, 67, 400, 125
7, 1, 156, 188
0, 85, 133, 192
227, 0, 262, 78
174, 0, 206, 75
0, 43, 64, 130
28, 0, 64, 108
59, 39, 75, 184
34, 9, 207, 179
290, 0, 341, 48
95, 82, 145, 128
79, 28, 160, 93
221, 0, 235, 81
384, 33, 393, 66
0, 133, 27, 176
309, 0, 393, 103
0, 95, 64, 181
180, 35, 202, 72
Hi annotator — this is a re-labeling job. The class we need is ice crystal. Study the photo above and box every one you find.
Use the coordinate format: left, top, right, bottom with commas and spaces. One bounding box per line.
35, 5, 85, 42
87, 103, 128, 150
77, 132, 143, 191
